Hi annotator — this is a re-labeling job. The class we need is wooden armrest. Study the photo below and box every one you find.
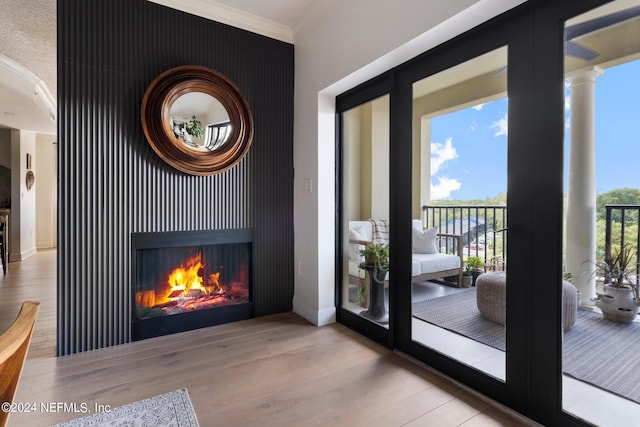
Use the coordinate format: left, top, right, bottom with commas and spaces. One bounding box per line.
436, 233, 460, 239
0, 301, 39, 427
348, 239, 371, 245
436, 233, 463, 258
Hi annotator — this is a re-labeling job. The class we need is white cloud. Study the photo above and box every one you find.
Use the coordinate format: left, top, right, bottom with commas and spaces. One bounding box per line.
472, 103, 485, 111
492, 113, 508, 137
431, 137, 458, 175
431, 176, 461, 200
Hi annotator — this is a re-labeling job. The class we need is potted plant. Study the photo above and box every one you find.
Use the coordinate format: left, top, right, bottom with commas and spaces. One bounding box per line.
592, 244, 640, 323
359, 243, 389, 271
358, 242, 390, 323
357, 243, 389, 307
357, 243, 390, 304
185, 115, 204, 140
465, 255, 485, 286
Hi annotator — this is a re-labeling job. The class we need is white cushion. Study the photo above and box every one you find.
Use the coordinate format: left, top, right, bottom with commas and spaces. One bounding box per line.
412, 226, 438, 254
411, 259, 423, 276
413, 253, 461, 274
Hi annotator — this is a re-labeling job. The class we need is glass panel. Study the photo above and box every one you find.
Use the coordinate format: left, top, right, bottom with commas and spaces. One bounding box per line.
341, 95, 391, 329
410, 47, 508, 380
562, 1, 640, 425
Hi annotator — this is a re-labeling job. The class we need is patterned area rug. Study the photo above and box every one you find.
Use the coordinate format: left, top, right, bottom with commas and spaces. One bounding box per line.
413, 288, 640, 404
50, 389, 199, 427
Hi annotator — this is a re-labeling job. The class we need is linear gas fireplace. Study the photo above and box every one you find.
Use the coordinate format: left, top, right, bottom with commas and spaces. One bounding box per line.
131, 229, 254, 341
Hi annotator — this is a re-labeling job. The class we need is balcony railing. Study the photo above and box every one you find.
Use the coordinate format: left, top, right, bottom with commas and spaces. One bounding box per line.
423, 205, 507, 271
604, 204, 640, 284
422, 204, 640, 279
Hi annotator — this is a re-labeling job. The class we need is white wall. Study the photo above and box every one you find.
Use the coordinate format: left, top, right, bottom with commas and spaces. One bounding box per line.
36, 134, 57, 249
291, 0, 527, 325
370, 96, 390, 220
10, 129, 37, 260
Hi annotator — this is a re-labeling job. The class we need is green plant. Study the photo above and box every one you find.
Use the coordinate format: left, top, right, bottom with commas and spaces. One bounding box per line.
357, 277, 369, 307
359, 243, 389, 269
465, 255, 485, 271
594, 243, 639, 298
185, 115, 204, 139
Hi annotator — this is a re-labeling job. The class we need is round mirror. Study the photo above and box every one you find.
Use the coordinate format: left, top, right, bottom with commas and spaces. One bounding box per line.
141, 65, 253, 175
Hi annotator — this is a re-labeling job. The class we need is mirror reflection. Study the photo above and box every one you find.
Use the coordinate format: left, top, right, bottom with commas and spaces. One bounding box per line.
169, 92, 232, 152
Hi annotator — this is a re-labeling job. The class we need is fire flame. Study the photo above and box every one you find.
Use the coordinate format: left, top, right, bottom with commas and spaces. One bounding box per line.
135, 253, 249, 314
168, 256, 207, 293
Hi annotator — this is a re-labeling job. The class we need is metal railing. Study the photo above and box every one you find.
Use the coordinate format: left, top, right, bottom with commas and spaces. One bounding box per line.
423, 205, 507, 271
604, 204, 640, 284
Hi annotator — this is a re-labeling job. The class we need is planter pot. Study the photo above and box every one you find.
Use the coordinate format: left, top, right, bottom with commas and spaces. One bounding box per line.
359, 265, 389, 324
461, 275, 473, 288
471, 270, 482, 286
595, 284, 639, 323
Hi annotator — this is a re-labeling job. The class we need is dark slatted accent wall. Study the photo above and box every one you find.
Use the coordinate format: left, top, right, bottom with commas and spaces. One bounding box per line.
57, 0, 294, 355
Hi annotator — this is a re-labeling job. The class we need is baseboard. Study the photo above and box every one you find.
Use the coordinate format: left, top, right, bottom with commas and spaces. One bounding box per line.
292, 296, 336, 326
9, 246, 37, 262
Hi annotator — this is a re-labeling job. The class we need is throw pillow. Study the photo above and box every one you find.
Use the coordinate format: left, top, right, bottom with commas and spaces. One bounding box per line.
412, 226, 438, 254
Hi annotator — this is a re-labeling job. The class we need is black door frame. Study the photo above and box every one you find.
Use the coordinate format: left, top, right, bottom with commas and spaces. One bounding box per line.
335, 0, 611, 425
335, 73, 393, 349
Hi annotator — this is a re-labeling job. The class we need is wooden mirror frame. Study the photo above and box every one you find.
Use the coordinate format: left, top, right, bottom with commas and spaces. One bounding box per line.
141, 65, 254, 175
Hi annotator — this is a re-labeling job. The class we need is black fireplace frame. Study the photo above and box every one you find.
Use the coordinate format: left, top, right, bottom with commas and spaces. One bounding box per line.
131, 228, 254, 341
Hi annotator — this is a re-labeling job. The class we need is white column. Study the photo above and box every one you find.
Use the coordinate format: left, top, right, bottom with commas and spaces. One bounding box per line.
565, 67, 603, 305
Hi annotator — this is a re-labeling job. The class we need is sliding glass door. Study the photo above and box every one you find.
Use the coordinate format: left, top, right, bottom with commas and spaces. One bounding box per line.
337, 79, 392, 345
410, 47, 508, 381
336, 1, 617, 425
562, 1, 640, 425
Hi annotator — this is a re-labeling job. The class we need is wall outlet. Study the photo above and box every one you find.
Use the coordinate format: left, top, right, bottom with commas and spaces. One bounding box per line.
303, 178, 313, 193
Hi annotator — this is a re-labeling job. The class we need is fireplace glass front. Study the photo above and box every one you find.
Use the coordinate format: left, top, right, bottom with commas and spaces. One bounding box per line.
131, 230, 253, 340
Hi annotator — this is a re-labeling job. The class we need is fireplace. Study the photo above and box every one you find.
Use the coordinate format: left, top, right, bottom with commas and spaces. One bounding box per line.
131, 229, 254, 341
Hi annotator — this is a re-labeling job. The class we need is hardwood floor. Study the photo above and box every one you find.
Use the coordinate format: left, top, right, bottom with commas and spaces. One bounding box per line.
1, 252, 535, 426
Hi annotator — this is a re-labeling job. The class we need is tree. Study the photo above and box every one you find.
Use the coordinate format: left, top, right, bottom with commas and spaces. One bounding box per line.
596, 188, 640, 222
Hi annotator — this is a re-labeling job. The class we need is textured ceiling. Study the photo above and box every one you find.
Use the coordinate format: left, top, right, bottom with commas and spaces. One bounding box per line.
0, 0, 56, 99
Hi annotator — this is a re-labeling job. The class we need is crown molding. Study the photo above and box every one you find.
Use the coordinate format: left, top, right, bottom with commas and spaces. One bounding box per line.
0, 54, 56, 123
147, 0, 294, 43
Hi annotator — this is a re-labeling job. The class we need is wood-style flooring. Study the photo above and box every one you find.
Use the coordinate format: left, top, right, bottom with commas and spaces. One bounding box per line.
0, 251, 535, 426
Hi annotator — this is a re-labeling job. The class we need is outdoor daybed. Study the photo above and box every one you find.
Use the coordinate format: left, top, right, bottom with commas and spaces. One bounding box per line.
348, 219, 463, 286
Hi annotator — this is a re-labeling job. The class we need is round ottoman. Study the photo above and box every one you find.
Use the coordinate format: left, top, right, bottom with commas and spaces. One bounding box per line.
475, 272, 507, 325
475, 272, 578, 330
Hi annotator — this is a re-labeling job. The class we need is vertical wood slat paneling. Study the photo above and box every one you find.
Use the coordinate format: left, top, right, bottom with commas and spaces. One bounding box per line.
57, 0, 294, 355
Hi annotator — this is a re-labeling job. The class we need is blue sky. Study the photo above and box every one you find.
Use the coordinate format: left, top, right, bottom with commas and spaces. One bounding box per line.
430, 59, 640, 200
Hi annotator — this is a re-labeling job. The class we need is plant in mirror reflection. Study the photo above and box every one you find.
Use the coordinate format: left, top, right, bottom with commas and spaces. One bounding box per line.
185, 115, 204, 139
